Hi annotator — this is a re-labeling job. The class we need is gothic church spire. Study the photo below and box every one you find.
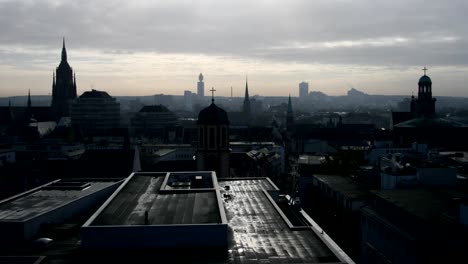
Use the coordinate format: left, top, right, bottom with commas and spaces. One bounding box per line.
61, 37, 67, 62
243, 77, 251, 117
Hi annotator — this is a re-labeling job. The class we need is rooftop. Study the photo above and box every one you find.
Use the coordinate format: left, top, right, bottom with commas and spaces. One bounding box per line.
314, 175, 368, 199
90, 172, 221, 225
0, 179, 118, 222
139, 105, 170, 113
371, 189, 453, 222
0, 173, 354, 263
197, 102, 229, 125
79, 89, 112, 99
219, 178, 346, 263
395, 117, 465, 128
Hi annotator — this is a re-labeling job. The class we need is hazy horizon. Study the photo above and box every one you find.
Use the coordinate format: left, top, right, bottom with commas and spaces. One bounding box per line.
1, 0, 467, 97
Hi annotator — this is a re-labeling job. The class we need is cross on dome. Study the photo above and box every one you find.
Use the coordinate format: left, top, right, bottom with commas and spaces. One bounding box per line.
422, 67, 428, 76
210, 87, 216, 103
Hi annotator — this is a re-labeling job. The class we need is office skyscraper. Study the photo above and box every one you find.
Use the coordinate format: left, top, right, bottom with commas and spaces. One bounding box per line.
299, 81, 309, 98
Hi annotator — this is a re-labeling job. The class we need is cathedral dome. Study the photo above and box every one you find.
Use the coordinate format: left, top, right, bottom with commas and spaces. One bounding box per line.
197, 103, 229, 125
80, 89, 111, 99
418, 75, 432, 84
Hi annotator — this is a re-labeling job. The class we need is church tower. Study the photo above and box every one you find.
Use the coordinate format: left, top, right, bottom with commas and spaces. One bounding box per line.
27, 90, 32, 109
242, 77, 251, 118
196, 88, 230, 178
414, 67, 436, 117
51, 38, 77, 120
26, 89, 32, 120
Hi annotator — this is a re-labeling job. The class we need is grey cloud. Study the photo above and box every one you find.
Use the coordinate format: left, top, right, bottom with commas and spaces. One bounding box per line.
1, 0, 468, 67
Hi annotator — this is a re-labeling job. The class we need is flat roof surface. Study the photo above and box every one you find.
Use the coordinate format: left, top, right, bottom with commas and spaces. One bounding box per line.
314, 175, 368, 199
219, 178, 340, 263
91, 173, 220, 225
0, 181, 116, 221
372, 189, 452, 222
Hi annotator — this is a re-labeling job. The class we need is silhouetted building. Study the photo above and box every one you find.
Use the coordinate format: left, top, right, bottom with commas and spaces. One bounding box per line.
392, 68, 436, 126
70, 89, 120, 134
392, 69, 467, 147
196, 96, 230, 178
197, 73, 204, 97
0, 93, 55, 142
299, 81, 309, 99
412, 68, 436, 117
153, 94, 173, 106
78, 171, 354, 263
361, 189, 468, 264
183, 90, 194, 111
0, 178, 121, 249
242, 78, 251, 119
130, 105, 179, 140
286, 95, 294, 128
51, 38, 77, 120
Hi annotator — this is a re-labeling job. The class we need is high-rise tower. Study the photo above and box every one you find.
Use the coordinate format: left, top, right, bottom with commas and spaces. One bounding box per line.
242, 78, 251, 118
299, 82, 309, 98
197, 73, 205, 97
51, 38, 77, 120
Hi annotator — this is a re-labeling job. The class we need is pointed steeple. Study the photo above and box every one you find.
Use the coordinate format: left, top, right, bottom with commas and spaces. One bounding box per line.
52, 38, 76, 120
242, 76, 251, 116
287, 94, 293, 113
245, 77, 250, 99
61, 37, 67, 62
27, 89, 32, 108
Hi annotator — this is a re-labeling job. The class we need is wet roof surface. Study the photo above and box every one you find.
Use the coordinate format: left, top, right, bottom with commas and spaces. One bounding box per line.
91, 174, 220, 225
0, 181, 115, 221
219, 178, 339, 263
0, 177, 349, 263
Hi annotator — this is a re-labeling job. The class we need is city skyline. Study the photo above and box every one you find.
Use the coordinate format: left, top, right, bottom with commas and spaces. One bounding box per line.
1, 0, 468, 97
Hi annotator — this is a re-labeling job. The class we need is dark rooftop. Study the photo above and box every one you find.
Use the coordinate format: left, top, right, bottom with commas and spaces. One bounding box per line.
91, 172, 221, 225
394, 117, 464, 128
79, 89, 112, 99
0, 174, 354, 263
371, 189, 453, 222
0, 180, 118, 221
139, 105, 170, 113
197, 103, 229, 125
314, 175, 368, 199
418, 74, 432, 84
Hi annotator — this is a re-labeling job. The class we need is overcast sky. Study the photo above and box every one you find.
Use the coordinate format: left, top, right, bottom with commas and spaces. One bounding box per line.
1, 0, 467, 97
